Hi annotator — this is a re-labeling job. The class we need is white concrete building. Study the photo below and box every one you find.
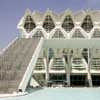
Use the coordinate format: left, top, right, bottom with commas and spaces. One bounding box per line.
0, 9, 100, 94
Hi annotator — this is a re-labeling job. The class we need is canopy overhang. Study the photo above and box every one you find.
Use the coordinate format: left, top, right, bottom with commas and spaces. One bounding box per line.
43, 39, 100, 48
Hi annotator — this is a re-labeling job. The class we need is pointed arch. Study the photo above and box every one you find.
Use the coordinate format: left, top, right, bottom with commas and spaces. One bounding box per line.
81, 15, 93, 33
43, 15, 55, 33
62, 15, 74, 32
33, 30, 44, 38
92, 29, 100, 38
52, 29, 65, 38
24, 15, 36, 33
72, 29, 85, 38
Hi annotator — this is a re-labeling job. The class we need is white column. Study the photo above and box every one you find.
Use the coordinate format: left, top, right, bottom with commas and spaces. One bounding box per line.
62, 57, 67, 81
67, 50, 71, 87
44, 58, 49, 83
88, 48, 93, 87
63, 49, 71, 87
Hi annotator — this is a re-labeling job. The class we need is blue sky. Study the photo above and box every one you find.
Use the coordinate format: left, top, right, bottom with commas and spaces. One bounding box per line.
0, 0, 100, 48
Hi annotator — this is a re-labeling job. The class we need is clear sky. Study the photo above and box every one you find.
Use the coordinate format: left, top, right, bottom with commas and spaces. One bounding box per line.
0, 0, 100, 49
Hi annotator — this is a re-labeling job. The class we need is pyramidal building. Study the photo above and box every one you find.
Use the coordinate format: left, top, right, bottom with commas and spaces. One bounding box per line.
0, 9, 100, 94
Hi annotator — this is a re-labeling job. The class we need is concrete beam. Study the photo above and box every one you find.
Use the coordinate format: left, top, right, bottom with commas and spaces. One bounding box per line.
44, 39, 100, 48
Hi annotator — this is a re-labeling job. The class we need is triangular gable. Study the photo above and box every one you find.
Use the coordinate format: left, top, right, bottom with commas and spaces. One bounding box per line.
52, 29, 65, 38
33, 31, 44, 38
72, 29, 84, 38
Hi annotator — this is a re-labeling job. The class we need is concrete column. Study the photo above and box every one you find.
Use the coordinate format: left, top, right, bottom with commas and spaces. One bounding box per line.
62, 49, 71, 86
87, 48, 93, 87
44, 58, 49, 83
63, 49, 72, 87
62, 57, 67, 82
67, 51, 71, 87
44, 48, 50, 85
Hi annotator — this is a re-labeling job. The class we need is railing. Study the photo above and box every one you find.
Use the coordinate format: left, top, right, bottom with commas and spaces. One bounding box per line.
18, 37, 44, 92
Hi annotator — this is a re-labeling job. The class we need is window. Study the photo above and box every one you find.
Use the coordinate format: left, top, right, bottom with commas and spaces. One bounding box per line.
81, 15, 93, 33
24, 15, 36, 33
43, 15, 55, 32
62, 15, 74, 32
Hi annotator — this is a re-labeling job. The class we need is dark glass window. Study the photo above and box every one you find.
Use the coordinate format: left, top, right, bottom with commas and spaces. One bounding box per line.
62, 15, 74, 32
81, 15, 93, 33
43, 15, 55, 32
24, 15, 36, 33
